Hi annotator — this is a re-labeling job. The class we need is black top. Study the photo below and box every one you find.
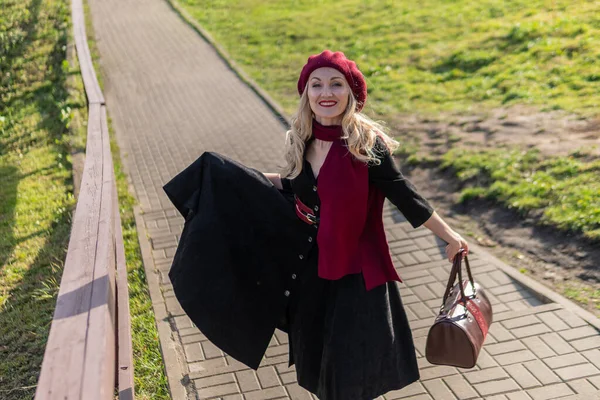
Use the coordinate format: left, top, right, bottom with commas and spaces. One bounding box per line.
162, 137, 433, 370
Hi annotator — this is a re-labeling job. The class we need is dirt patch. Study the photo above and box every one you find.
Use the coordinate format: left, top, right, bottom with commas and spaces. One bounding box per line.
389, 104, 600, 160
389, 105, 600, 317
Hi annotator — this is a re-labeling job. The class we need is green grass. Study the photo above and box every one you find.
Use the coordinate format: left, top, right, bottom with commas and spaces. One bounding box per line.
176, 0, 600, 117
0, 1, 77, 397
440, 147, 600, 240
0, 0, 168, 398
561, 283, 600, 312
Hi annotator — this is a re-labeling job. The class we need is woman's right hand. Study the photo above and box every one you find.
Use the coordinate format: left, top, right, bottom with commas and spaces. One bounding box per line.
445, 234, 469, 262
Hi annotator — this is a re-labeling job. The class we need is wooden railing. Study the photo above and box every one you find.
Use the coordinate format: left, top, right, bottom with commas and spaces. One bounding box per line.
34, 0, 135, 398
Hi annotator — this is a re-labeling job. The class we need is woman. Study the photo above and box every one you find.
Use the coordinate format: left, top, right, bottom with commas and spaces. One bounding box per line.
163, 50, 468, 400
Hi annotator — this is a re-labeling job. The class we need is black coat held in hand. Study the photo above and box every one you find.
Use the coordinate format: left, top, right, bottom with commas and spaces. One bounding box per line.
163, 143, 433, 371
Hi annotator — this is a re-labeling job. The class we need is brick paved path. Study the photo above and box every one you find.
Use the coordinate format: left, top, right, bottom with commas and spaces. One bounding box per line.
87, 0, 600, 399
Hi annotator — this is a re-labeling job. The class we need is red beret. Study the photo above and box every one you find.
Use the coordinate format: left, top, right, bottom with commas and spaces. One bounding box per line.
297, 50, 367, 112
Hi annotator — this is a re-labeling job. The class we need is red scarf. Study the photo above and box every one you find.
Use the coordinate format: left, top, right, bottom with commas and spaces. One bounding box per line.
312, 119, 402, 290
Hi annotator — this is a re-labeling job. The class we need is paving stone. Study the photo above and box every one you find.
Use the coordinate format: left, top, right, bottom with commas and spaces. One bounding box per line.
202, 340, 224, 359
506, 393, 533, 400
443, 374, 479, 399
489, 323, 516, 342
501, 315, 541, 329
511, 323, 552, 338
559, 326, 600, 341
588, 375, 600, 390
257, 366, 280, 388
543, 353, 588, 369
414, 236, 440, 250
474, 378, 520, 397
489, 271, 514, 285
536, 311, 570, 331
463, 366, 508, 384
398, 253, 419, 266
279, 371, 296, 385
523, 360, 561, 385
406, 274, 438, 287
475, 348, 498, 369
408, 302, 436, 319
582, 349, 600, 369
412, 250, 432, 263
554, 363, 600, 381
412, 284, 437, 301
387, 394, 432, 400
525, 383, 574, 400
476, 273, 502, 288
236, 370, 260, 392
286, 383, 312, 399
392, 244, 421, 255
571, 335, 600, 351
422, 378, 457, 399
181, 333, 206, 345
189, 357, 228, 373
385, 381, 427, 399
429, 266, 450, 281
522, 336, 556, 359
495, 350, 537, 366
196, 382, 240, 398
418, 365, 459, 381
222, 394, 244, 400
567, 378, 599, 395
553, 310, 589, 328
179, 326, 202, 337
184, 343, 205, 362
244, 386, 288, 400
485, 340, 527, 355
507, 299, 535, 311
506, 364, 542, 389
265, 344, 288, 358
194, 373, 235, 389
540, 332, 576, 355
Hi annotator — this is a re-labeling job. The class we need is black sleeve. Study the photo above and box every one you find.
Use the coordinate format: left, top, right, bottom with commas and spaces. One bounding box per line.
369, 136, 434, 228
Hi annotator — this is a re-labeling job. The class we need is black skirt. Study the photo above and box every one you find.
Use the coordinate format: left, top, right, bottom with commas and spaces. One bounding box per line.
281, 244, 420, 400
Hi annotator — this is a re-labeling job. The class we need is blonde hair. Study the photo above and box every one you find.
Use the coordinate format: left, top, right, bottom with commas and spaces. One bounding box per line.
281, 84, 400, 179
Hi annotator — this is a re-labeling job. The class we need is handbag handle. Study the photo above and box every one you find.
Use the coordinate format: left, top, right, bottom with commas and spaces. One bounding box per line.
440, 250, 476, 310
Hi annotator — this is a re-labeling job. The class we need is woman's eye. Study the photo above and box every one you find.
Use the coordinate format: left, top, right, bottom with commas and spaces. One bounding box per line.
312, 84, 321, 88
333, 83, 342, 86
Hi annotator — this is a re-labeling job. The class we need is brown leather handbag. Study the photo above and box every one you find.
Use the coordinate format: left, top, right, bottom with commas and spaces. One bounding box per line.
425, 254, 493, 368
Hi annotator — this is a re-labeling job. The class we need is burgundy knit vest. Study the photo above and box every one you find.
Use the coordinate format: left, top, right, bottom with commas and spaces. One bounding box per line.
312, 119, 402, 290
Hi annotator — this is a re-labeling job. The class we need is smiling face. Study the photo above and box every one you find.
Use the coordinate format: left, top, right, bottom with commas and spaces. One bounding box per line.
307, 67, 350, 126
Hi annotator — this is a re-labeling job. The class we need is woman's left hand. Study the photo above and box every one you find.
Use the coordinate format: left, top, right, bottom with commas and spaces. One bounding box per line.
445, 234, 469, 262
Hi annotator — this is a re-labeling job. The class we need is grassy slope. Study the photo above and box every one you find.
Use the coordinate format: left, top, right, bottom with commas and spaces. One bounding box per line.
0, 0, 168, 398
0, 1, 76, 397
178, 0, 600, 117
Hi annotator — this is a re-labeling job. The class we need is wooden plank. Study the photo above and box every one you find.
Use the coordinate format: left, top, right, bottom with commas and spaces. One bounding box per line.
80, 106, 117, 399
71, 0, 105, 105
35, 103, 105, 399
37, 1, 133, 398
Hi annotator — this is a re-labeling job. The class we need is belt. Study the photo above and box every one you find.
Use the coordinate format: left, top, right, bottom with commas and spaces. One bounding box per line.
295, 195, 319, 226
